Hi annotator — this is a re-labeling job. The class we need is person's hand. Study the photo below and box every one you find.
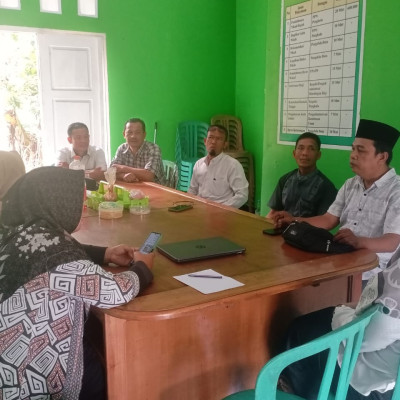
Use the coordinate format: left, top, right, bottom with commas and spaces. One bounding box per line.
104, 244, 136, 267
123, 172, 139, 183
334, 228, 360, 248
133, 251, 155, 269
58, 162, 69, 168
87, 167, 105, 181
271, 211, 294, 229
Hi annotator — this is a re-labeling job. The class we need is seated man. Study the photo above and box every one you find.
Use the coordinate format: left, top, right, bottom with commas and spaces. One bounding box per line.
267, 132, 337, 219
280, 248, 400, 399
110, 118, 165, 185
274, 119, 400, 282
56, 122, 107, 181
188, 124, 248, 209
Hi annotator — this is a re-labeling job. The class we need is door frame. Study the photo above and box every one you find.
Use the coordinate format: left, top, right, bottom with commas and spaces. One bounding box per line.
0, 25, 110, 165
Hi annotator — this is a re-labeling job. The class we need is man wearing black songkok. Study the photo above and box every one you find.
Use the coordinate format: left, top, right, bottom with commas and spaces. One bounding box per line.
273, 119, 400, 282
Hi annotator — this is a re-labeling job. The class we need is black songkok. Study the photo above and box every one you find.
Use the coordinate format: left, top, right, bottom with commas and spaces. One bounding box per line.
356, 119, 400, 149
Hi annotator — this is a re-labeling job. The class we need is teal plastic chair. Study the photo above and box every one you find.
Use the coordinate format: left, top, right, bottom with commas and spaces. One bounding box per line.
223, 304, 381, 400
175, 121, 209, 192
162, 160, 178, 189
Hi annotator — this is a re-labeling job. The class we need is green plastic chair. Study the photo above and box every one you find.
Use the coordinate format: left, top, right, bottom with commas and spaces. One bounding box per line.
175, 121, 209, 192
222, 304, 381, 400
162, 160, 178, 189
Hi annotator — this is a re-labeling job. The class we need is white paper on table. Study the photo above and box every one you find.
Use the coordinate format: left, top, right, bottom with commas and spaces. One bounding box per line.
174, 268, 244, 294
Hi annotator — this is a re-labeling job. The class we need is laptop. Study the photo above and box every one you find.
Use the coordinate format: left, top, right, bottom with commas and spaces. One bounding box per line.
156, 236, 246, 263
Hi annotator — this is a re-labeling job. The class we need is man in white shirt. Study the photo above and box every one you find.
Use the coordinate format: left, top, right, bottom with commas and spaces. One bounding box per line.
188, 125, 248, 209
56, 122, 107, 181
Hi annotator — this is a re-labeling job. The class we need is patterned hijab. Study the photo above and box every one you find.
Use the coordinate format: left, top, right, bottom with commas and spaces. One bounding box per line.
0, 166, 89, 302
0, 150, 26, 202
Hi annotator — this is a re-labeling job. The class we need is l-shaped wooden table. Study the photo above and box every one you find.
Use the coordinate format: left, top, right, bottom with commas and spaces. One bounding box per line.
73, 182, 377, 400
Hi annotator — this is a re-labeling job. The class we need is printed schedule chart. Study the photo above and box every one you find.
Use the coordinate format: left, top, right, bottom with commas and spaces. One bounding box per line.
279, 0, 365, 147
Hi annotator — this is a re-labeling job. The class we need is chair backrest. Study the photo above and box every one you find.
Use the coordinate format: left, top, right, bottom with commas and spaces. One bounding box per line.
226, 150, 255, 213
175, 120, 209, 163
210, 114, 244, 151
254, 304, 381, 400
176, 159, 194, 192
175, 121, 209, 192
162, 160, 178, 189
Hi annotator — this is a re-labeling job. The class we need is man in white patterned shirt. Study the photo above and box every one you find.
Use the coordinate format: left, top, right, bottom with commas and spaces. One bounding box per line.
111, 118, 165, 185
274, 119, 400, 281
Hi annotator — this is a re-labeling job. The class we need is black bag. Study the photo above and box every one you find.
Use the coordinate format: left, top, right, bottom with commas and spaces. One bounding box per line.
282, 221, 355, 254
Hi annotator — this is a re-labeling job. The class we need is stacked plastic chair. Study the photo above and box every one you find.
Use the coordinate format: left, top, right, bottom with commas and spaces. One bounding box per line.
175, 121, 209, 192
210, 114, 244, 151
211, 114, 255, 212
227, 151, 255, 213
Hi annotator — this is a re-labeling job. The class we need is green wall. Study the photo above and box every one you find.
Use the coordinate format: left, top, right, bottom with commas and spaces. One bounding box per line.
235, 0, 268, 207
2, 0, 400, 215
0, 0, 236, 160
259, 0, 400, 216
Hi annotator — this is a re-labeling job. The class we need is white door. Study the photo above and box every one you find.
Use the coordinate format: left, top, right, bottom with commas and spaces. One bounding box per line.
37, 31, 109, 165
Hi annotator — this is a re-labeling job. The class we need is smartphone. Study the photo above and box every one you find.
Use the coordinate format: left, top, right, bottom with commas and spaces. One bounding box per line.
139, 232, 162, 254
263, 228, 283, 236
168, 204, 193, 212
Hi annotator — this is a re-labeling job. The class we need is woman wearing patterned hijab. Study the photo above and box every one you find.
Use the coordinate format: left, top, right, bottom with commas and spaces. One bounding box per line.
0, 150, 26, 212
0, 166, 153, 399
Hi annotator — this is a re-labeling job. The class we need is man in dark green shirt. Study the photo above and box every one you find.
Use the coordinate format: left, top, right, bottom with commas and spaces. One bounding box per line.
267, 132, 337, 219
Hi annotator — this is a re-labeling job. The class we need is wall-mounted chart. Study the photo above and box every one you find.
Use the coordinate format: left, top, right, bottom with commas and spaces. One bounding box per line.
278, 0, 365, 148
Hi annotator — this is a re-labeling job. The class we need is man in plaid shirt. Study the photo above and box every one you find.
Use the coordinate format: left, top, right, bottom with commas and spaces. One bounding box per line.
111, 118, 165, 185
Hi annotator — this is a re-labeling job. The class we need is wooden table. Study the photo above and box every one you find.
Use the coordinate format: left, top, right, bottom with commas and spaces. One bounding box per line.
73, 182, 378, 400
